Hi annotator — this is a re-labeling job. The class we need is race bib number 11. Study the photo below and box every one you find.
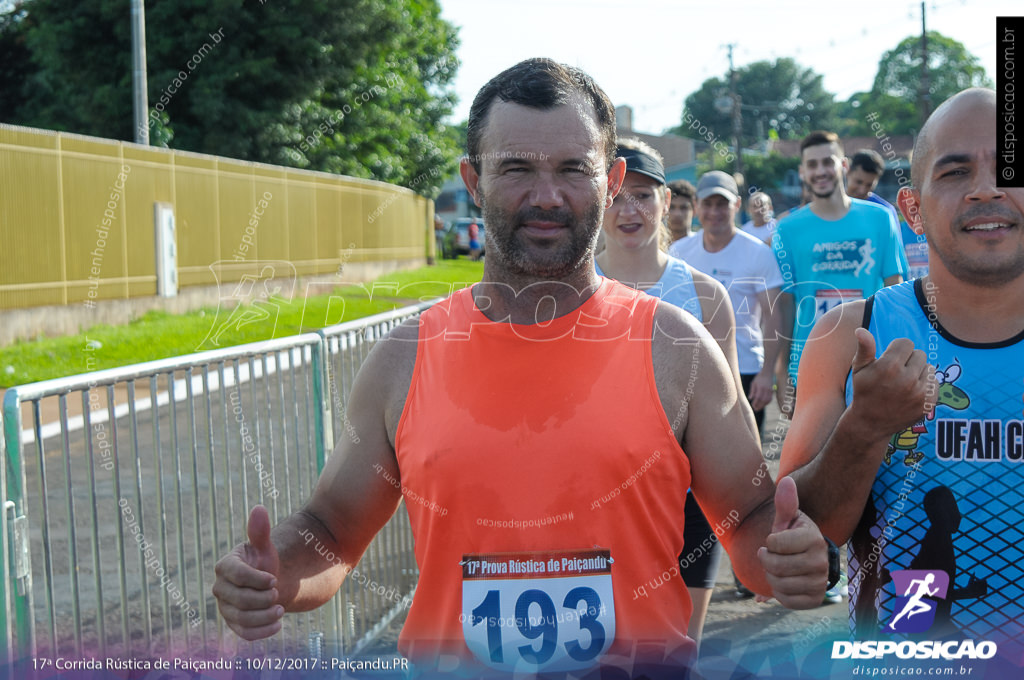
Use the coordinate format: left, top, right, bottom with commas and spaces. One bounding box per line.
461, 549, 615, 673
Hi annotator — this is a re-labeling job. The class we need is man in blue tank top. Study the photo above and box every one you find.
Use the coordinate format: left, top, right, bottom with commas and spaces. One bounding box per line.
779, 88, 1024, 676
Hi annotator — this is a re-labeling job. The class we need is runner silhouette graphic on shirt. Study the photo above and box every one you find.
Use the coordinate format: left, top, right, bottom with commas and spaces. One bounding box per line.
907, 486, 987, 629
854, 238, 876, 277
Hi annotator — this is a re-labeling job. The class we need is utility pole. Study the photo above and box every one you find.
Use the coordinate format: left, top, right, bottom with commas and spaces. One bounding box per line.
920, 1, 931, 126
131, 0, 149, 145
725, 43, 743, 177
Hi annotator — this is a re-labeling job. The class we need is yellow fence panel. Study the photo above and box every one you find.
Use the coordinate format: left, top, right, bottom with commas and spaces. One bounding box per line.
0, 129, 63, 308
0, 124, 431, 311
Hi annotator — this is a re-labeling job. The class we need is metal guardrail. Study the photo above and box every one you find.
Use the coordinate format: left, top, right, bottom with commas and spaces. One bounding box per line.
1, 299, 437, 664
318, 299, 439, 650
0, 409, 10, 667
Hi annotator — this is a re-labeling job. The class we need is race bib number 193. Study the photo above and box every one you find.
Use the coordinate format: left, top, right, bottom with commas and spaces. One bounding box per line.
461, 549, 615, 673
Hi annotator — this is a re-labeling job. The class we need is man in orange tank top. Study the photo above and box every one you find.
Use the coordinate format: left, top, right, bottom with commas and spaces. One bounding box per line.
213, 58, 833, 678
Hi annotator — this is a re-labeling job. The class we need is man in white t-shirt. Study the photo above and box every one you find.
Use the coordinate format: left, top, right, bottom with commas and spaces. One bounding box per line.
740, 191, 777, 246
670, 171, 784, 431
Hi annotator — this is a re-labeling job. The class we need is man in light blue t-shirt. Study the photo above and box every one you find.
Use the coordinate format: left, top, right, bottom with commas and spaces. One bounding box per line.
773, 131, 907, 415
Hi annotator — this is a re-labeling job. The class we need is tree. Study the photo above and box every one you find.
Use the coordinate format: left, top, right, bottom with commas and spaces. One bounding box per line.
1, 0, 460, 197
871, 31, 991, 126
0, 4, 33, 124
737, 153, 799, 197
675, 58, 838, 149
835, 92, 918, 137
14, 0, 132, 141
836, 31, 991, 137
281, 1, 461, 196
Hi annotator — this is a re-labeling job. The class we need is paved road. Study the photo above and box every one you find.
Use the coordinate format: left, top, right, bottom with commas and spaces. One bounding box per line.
693, 398, 850, 677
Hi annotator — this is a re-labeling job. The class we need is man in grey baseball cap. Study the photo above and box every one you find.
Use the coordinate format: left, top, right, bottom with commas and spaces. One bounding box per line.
670, 167, 787, 600
670, 169, 784, 437
696, 170, 739, 202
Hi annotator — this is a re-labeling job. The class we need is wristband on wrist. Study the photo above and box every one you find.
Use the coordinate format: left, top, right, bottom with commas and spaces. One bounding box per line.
824, 536, 841, 589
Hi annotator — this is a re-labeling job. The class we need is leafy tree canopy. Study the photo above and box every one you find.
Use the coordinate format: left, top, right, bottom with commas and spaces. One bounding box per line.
1, 0, 460, 197
873, 30, 991, 106
840, 31, 991, 136
675, 58, 838, 149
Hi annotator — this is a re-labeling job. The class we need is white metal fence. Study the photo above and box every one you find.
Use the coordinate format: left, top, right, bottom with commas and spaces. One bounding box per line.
1, 301, 437, 668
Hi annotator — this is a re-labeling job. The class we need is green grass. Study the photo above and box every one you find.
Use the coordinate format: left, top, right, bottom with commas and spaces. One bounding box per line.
0, 259, 484, 388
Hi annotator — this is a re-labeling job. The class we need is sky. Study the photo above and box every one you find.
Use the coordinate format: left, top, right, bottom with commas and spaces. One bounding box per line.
438, 0, 1019, 135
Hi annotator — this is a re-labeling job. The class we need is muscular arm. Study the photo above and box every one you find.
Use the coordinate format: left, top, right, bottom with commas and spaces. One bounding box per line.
282, 321, 419, 608
777, 301, 933, 543
214, 320, 418, 637
273, 328, 414, 609
653, 305, 827, 609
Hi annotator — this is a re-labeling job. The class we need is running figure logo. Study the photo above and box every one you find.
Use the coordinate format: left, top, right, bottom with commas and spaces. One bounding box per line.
886, 570, 950, 633
853, 238, 876, 277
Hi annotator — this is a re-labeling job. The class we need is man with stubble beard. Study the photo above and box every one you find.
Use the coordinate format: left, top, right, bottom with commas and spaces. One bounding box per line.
213, 58, 831, 679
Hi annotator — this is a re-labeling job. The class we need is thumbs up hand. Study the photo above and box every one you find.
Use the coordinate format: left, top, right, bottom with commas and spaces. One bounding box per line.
772, 475, 802, 533
213, 505, 285, 640
850, 326, 878, 374
244, 504, 281, 576
756, 477, 831, 610
848, 328, 934, 435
